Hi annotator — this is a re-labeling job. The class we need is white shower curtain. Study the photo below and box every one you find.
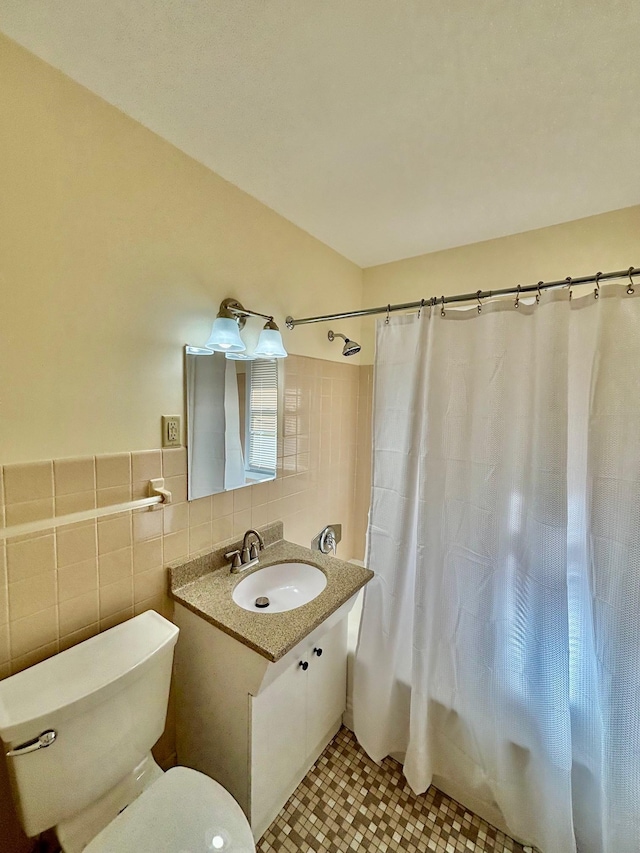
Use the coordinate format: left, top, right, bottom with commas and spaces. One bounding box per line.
353, 285, 640, 853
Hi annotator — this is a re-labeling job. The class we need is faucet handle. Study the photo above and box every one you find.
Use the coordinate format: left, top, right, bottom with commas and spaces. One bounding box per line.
249, 541, 260, 560
225, 549, 243, 569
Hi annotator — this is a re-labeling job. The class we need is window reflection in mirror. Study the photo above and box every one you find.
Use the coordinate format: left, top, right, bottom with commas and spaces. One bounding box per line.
185, 346, 279, 499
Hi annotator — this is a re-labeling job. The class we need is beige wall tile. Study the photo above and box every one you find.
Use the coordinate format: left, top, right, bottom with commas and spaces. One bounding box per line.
134, 567, 166, 603
10, 608, 58, 659
163, 530, 189, 563
132, 450, 162, 482
9, 572, 56, 621
133, 509, 164, 542
11, 641, 58, 675
251, 504, 269, 530
59, 622, 99, 651
3, 461, 53, 504
162, 447, 187, 478
6, 533, 55, 583
99, 578, 133, 620
188, 497, 211, 528
212, 491, 233, 518
97, 485, 132, 507
163, 502, 188, 534
212, 515, 233, 546
57, 558, 98, 602
98, 547, 132, 586
5, 498, 54, 526
55, 491, 96, 516
189, 522, 212, 554
100, 607, 134, 632
0, 624, 9, 664
96, 453, 131, 489
98, 514, 132, 554
56, 521, 97, 568
164, 475, 187, 504
54, 457, 96, 495
0, 545, 7, 626
134, 593, 167, 618
233, 487, 252, 513
133, 539, 163, 574
232, 509, 252, 537
59, 590, 99, 636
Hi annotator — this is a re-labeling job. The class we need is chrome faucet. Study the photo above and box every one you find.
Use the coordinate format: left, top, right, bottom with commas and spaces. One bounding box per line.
226, 529, 265, 573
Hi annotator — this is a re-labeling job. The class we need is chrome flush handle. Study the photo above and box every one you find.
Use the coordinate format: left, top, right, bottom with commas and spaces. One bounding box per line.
7, 729, 57, 757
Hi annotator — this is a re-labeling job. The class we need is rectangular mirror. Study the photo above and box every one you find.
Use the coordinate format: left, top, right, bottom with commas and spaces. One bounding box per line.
185, 347, 281, 499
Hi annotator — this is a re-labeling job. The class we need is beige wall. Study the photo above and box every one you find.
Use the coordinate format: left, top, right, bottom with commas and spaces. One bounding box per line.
0, 35, 364, 465
360, 205, 640, 358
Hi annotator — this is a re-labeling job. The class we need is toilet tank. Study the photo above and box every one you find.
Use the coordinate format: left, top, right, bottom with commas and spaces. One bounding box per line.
0, 610, 179, 838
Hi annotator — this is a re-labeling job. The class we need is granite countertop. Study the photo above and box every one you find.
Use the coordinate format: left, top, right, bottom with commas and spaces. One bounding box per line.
168, 522, 373, 662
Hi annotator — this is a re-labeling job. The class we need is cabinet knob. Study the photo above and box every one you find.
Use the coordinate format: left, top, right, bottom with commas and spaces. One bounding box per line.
299, 660, 309, 671
313, 647, 323, 657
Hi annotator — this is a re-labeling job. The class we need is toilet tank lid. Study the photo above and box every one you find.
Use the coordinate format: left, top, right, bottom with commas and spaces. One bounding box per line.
0, 611, 179, 743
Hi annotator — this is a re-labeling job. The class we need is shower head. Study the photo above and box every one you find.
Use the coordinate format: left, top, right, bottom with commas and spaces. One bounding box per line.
328, 330, 361, 357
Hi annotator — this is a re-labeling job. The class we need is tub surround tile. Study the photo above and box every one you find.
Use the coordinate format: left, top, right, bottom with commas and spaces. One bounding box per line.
168, 522, 373, 663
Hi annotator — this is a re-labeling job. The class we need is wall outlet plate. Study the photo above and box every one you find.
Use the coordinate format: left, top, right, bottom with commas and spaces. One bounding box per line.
162, 415, 181, 447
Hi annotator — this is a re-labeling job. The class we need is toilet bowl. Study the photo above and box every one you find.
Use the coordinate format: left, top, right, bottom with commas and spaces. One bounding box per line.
0, 610, 255, 852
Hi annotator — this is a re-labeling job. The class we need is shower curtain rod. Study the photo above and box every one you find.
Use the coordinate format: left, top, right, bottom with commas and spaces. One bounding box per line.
285, 265, 640, 328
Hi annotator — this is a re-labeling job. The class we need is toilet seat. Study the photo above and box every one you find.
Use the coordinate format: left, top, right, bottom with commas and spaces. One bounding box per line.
83, 766, 255, 853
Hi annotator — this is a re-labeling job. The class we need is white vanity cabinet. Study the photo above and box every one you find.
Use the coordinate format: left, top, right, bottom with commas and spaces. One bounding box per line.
174, 598, 354, 841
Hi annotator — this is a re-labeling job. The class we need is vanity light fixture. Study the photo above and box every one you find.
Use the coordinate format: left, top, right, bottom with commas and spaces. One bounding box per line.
205, 298, 287, 358
254, 318, 288, 359
205, 299, 247, 353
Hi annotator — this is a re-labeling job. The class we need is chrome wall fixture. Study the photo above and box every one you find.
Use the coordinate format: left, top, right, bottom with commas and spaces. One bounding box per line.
327, 330, 361, 356
285, 266, 640, 329
205, 298, 287, 359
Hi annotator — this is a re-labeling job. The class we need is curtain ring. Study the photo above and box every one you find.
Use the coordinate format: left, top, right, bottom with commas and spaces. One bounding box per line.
514, 284, 521, 309
476, 290, 482, 314
418, 298, 425, 319
594, 271, 602, 300
566, 276, 573, 301
536, 281, 543, 305
385, 303, 391, 325
440, 295, 446, 317
627, 267, 635, 295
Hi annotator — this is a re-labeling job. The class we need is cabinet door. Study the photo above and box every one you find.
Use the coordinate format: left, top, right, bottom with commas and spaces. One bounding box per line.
306, 619, 348, 757
250, 653, 307, 837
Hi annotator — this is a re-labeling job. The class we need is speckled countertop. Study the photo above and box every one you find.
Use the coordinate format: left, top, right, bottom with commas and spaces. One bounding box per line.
168, 522, 373, 662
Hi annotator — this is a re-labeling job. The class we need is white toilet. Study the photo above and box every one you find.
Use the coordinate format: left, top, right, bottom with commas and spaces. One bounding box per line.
0, 610, 255, 852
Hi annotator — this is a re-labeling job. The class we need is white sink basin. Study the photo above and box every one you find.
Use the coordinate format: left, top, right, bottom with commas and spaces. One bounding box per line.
232, 562, 327, 613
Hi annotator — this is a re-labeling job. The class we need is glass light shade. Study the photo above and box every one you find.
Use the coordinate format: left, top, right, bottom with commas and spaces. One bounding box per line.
225, 351, 255, 360
253, 327, 288, 358
205, 317, 246, 353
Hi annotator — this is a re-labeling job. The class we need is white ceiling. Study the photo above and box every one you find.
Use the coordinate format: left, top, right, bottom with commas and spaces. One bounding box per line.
1, 1, 639, 267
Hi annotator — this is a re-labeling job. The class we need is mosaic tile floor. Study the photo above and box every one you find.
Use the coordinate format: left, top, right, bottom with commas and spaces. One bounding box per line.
257, 727, 531, 853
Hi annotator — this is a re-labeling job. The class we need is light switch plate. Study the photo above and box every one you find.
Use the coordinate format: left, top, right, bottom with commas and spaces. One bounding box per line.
162, 415, 181, 447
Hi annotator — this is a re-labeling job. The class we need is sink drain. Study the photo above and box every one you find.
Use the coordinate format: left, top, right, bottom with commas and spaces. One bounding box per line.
255, 596, 270, 609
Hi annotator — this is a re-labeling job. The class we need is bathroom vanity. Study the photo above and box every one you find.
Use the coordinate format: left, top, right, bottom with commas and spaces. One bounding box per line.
168, 523, 372, 840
